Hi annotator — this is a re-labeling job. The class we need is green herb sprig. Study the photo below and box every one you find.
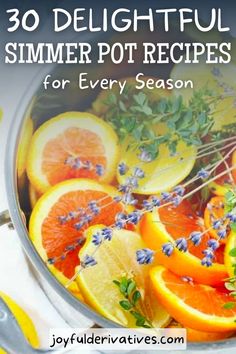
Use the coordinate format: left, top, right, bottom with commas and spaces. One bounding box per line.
103, 87, 216, 159
113, 276, 153, 328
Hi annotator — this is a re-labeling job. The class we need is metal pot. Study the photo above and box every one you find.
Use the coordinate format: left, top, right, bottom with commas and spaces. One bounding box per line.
0, 27, 236, 353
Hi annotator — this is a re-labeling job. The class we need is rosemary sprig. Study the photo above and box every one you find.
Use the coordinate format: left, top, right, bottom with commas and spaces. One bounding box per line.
103, 86, 217, 159
113, 276, 153, 328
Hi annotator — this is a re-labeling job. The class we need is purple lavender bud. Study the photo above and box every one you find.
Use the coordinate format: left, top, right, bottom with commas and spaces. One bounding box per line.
65, 245, 75, 251
68, 211, 77, 219
74, 221, 85, 230
189, 231, 202, 246
88, 201, 100, 215
162, 242, 174, 257
92, 232, 102, 246
122, 193, 138, 205
161, 192, 172, 201
76, 238, 85, 246
197, 168, 210, 179
118, 162, 129, 176
172, 196, 182, 207
202, 248, 214, 259
133, 167, 145, 179
138, 149, 153, 162
201, 257, 213, 267
126, 176, 139, 189
113, 195, 122, 203
227, 212, 236, 223
82, 255, 97, 268
173, 185, 185, 197
95, 164, 104, 176
213, 220, 222, 230
83, 160, 92, 170
207, 239, 219, 250
151, 196, 161, 207
127, 211, 141, 225
101, 227, 113, 241
74, 157, 81, 169
136, 248, 154, 265
60, 254, 66, 260
115, 212, 127, 229
175, 238, 188, 252
142, 199, 153, 211
118, 184, 129, 193
217, 228, 227, 239
58, 216, 67, 224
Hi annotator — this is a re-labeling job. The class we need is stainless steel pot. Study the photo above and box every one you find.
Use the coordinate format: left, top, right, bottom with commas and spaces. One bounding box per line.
1, 27, 236, 353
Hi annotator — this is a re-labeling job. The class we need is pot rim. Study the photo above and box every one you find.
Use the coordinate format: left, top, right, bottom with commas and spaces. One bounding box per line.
4, 56, 236, 352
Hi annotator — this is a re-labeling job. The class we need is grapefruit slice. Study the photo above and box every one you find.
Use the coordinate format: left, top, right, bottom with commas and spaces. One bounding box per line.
29, 179, 123, 290
0, 291, 39, 353
76, 225, 170, 327
140, 199, 227, 285
151, 266, 236, 332
27, 112, 119, 193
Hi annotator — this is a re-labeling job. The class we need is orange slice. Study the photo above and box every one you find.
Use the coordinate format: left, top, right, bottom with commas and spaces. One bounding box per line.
27, 112, 119, 193
169, 321, 234, 342
204, 196, 230, 244
151, 266, 236, 332
29, 179, 123, 290
140, 200, 227, 285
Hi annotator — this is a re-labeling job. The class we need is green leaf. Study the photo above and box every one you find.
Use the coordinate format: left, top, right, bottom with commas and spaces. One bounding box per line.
136, 318, 146, 326
113, 280, 120, 287
223, 302, 236, 309
119, 300, 133, 310
229, 248, 236, 257
119, 100, 127, 112
133, 92, 146, 106
231, 223, 236, 232
127, 281, 136, 296
132, 290, 141, 305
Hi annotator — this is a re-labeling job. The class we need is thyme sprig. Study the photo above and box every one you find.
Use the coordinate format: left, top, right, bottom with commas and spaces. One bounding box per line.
113, 276, 153, 328
103, 87, 216, 159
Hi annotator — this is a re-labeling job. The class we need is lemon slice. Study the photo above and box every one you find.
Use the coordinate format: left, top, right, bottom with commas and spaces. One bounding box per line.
170, 57, 236, 131
76, 225, 170, 327
0, 292, 39, 353
117, 140, 196, 195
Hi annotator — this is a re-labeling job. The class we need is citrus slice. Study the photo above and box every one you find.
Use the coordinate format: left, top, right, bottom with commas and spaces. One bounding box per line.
29, 179, 123, 291
27, 112, 119, 193
209, 148, 236, 196
92, 76, 170, 117
117, 141, 196, 195
29, 184, 41, 208
204, 196, 230, 244
76, 225, 170, 327
171, 59, 236, 131
225, 230, 236, 278
169, 321, 234, 342
140, 200, 227, 285
0, 291, 39, 353
151, 266, 236, 332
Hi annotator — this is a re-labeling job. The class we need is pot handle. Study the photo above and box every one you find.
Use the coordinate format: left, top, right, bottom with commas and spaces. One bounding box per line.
0, 210, 14, 229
